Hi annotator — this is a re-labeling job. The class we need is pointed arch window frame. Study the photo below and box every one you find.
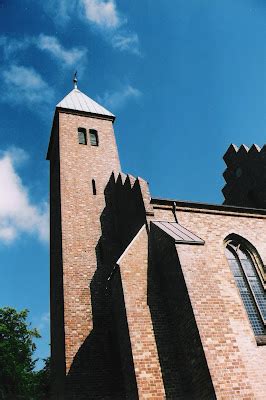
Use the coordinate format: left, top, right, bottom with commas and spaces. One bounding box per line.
224, 233, 266, 340
225, 233, 266, 290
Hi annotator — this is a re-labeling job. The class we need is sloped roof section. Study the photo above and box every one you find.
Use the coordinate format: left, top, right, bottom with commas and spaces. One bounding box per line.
152, 221, 204, 245
56, 88, 115, 119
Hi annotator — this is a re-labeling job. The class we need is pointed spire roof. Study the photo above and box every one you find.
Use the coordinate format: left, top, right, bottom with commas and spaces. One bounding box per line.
56, 88, 115, 120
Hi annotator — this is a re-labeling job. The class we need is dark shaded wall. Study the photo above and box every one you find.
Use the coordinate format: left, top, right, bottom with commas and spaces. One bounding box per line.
65, 172, 148, 399
96, 173, 149, 398
223, 144, 266, 208
48, 115, 66, 400
148, 224, 216, 400
101, 173, 148, 258
64, 251, 126, 400
65, 321, 125, 400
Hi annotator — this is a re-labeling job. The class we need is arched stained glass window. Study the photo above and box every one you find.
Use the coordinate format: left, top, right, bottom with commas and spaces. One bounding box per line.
90, 129, 98, 146
78, 128, 87, 145
225, 237, 266, 337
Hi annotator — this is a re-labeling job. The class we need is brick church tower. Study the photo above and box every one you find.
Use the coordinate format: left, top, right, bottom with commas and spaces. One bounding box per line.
48, 78, 266, 399
47, 77, 121, 398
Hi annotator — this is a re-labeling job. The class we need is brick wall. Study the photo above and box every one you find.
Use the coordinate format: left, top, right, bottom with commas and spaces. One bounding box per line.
49, 110, 266, 399
149, 223, 215, 399
110, 267, 139, 399
48, 110, 121, 399
152, 201, 266, 398
100, 173, 159, 398
116, 226, 166, 399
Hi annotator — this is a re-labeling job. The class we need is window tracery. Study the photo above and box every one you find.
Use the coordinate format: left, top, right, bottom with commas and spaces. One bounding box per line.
225, 235, 266, 338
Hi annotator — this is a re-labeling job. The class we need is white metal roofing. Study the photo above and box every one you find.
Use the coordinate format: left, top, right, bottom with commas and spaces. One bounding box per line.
56, 88, 114, 118
152, 221, 204, 244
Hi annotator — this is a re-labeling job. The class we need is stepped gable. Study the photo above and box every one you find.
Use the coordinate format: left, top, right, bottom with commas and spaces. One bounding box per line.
222, 143, 266, 208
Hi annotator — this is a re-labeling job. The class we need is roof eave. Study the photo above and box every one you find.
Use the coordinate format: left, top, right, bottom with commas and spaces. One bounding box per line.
151, 197, 266, 216
55, 106, 116, 122
46, 110, 58, 160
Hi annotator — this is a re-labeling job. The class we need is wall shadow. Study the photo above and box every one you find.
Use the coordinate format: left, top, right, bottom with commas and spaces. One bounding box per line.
65, 173, 143, 399
49, 119, 67, 399
148, 224, 216, 400
65, 327, 125, 399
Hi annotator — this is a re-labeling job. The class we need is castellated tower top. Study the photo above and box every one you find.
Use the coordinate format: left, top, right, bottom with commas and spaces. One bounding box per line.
222, 143, 266, 208
56, 86, 115, 120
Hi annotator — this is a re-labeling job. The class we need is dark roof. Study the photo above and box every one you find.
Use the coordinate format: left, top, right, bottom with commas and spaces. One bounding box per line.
152, 221, 204, 245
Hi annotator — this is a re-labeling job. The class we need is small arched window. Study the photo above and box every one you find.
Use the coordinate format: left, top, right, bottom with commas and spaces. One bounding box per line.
90, 129, 98, 146
78, 128, 87, 145
225, 236, 266, 337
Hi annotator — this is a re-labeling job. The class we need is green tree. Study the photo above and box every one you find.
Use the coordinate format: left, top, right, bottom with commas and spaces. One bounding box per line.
33, 357, 50, 400
0, 307, 41, 400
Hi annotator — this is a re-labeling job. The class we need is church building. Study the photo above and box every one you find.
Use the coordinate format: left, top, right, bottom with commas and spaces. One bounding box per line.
47, 78, 266, 399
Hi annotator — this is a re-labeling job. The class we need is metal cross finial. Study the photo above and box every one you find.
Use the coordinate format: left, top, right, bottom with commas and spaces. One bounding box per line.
73, 71, 78, 89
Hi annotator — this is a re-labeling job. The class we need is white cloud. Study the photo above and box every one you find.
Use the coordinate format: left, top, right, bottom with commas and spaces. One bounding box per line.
112, 32, 140, 55
44, 0, 77, 25
0, 34, 87, 67
0, 148, 49, 244
37, 312, 50, 332
36, 34, 87, 66
1, 64, 54, 109
81, 0, 121, 29
40, 0, 140, 55
0, 36, 31, 60
3, 65, 47, 91
80, 1, 141, 53
98, 84, 142, 109
45, 0, 121, 28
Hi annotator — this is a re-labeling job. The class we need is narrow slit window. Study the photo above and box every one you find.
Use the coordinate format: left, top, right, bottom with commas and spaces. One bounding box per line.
90, 129, 99, 146
92, 179, 96, 195
78, 128, 87, 145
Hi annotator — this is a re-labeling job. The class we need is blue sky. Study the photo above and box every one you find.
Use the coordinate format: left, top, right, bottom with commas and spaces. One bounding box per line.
1, 0, 266, 368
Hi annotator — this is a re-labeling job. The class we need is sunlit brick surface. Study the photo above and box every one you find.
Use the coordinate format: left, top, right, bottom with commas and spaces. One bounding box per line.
153, 203, 266, 399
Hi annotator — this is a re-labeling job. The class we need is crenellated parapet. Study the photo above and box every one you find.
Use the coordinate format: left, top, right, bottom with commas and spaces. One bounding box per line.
222, 143, 266, 208
110, 171, 154, 215
102, 172, 154, 255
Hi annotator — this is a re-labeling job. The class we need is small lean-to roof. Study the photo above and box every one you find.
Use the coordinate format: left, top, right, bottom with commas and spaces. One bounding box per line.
56, 88, 115, 119
152, 221, 204, 245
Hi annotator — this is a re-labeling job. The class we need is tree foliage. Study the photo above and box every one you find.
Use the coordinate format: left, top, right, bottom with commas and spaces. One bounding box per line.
0, 307, 50, 400
33, 357, 50, 400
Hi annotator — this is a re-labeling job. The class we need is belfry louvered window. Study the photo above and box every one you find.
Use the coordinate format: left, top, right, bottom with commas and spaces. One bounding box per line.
78, 128, 87, 145
89, 129, 98, 146
225, 237, 266, 337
